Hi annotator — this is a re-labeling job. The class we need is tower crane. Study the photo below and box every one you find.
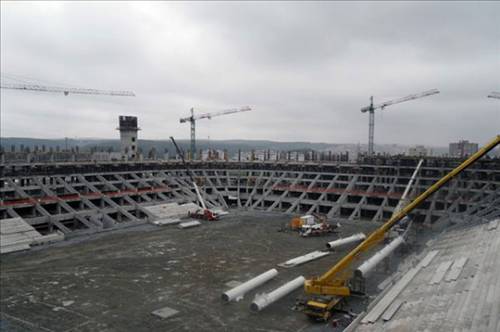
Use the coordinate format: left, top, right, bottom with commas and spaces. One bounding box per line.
0, 82, 135, 96
303, 135, 500, 321
361, 89, 439, 156
180, 106, 251, 160
488, 92, 500, 99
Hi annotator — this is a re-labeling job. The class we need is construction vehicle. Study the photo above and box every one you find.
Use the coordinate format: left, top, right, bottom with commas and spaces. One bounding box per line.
169, 136, 218, 221
289, 214, 315, 230
290, 213, 340, 237
303, 135, 500, 321
361, 89, 439, 156
180, 106, 251, 160
300, 222, 339, 237
188, 206, 217, 221
190, 179, 217, 221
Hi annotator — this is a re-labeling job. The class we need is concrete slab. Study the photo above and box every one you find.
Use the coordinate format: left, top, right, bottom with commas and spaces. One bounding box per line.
362, 250, 438, 324
278, 250, 330, 268
145, 202, 200, 219
0, 243, 30, 254
0, 217, 34, 234
429, 261, 453, 285
151, 306, 179, 319
382, 299, 404, 321
445, 257, 468, 282
1, 217, 45, 254
152, 218, 181, 226
178, 220, 201, 229
421, 250, 439, 268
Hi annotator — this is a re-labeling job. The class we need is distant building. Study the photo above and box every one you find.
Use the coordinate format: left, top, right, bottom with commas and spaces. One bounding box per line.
408, 145, 428, 157
449, 140, 478, 158
117, 116, 140, 160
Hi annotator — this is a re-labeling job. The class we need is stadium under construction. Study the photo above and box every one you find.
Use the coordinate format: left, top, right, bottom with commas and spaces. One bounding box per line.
1, 2, 499, 330
1, 136, 499, 331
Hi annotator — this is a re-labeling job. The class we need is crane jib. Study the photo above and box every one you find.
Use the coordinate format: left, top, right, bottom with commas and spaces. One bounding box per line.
361, 89, 440, 112
0, 83, 135, 96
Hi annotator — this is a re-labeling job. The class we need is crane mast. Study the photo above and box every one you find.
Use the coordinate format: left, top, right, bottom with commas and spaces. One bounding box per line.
179, 106, 251, 160
303, 134, 500, 320
361, 89, 439, 156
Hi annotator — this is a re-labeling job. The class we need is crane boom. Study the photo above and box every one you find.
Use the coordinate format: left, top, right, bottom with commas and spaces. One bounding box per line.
170, 136, 216, 221
304, 135, 500, 306
169, 136, 204, 207
0, 83, 135, 96
169, 137, 195, 182
488, 92, 500, 99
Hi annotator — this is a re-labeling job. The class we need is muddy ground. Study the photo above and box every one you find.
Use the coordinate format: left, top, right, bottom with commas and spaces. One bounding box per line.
1, 210, 382, 332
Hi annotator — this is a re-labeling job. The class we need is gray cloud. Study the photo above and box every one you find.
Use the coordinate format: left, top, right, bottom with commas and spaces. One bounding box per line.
1, 1, 499, 147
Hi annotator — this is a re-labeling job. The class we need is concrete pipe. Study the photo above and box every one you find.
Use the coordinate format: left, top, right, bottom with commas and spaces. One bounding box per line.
326, 233, 366, 250
355, 236, 404, 278
222, 268, 278, 302
250, 276, 305, 312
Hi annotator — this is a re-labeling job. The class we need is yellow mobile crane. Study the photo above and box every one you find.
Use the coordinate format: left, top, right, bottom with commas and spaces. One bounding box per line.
303, 135, 500, 320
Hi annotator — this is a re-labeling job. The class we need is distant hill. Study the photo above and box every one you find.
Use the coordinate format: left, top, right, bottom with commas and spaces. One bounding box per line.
0, 137, 450, 156
0, 137, 337, 154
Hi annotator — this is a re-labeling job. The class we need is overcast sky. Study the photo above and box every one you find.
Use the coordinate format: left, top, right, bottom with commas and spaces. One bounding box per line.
1, 1, 499, 146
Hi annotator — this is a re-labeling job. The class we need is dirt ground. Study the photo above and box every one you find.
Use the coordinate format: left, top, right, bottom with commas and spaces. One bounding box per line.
0, 210, 380, 332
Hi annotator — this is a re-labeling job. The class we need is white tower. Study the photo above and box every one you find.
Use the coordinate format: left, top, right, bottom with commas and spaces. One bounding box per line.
117, 116, 140, 160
